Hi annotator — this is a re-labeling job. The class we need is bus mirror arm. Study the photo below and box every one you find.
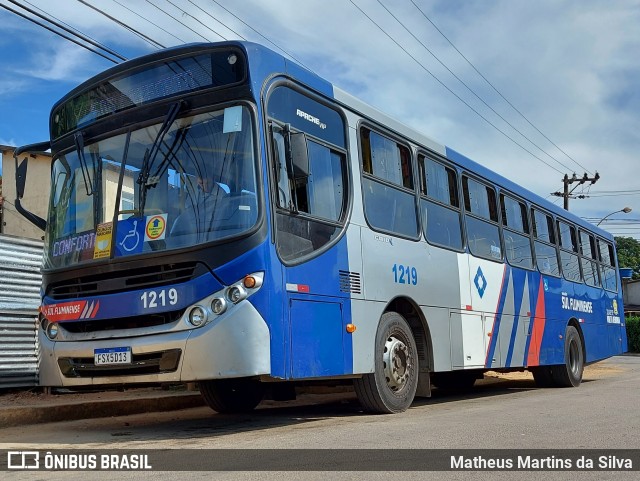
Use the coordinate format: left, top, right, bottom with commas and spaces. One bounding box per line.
14, 197, 46, 231
13, 147, 48, 231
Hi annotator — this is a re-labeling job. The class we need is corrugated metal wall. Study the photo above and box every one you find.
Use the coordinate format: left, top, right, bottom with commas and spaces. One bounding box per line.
0, 234, 43, 389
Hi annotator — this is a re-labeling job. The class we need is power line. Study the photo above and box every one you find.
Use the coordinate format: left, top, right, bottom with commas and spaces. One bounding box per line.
584, 190, 640, 195
579, 193, 640, 198
188, 0, 246, 40
0, 1, 119, 63
108, 0, 184, 46
348, 0, 564, 175
144, 0, 211, 42
408, 0, 593, 176
209, 0, 313, 71
7, 0, 127, 61
21, 0, 126, 59
77, 0, 165, 50
375, 0, 575, 175
164, 0, 227, 41
583, 218, 640, 223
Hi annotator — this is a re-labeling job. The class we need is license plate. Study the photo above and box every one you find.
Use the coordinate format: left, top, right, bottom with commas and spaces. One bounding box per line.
94, 347, 132, 365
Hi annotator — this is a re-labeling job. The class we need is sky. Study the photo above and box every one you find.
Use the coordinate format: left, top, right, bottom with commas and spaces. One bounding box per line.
0, 0, 639, 238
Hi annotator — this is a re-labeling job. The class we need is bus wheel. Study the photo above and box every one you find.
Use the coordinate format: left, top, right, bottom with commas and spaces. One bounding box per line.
551, 325, 584, 387
530, 366, 554, 387
199, 378, 265, 413
354, 312, 418, 414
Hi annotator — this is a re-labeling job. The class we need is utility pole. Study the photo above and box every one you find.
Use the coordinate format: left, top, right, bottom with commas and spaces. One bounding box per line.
551, 172, 600, 211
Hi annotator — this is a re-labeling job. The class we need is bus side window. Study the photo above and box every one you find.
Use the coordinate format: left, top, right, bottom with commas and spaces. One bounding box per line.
500, 194, 533, 270
579, 230, 601, 287
419, 155, 463, 250
462, 175, 502, 261
271, 124, 347, 262
557, 220, 582, 282
360, 127, 418, 239
532, 208, 560, 277
598, 239, 617, 292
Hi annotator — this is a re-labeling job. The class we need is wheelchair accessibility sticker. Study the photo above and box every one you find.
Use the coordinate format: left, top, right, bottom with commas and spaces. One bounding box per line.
145, 214, 167, 241
115, 218, 144, 256
115, 214, 168, 256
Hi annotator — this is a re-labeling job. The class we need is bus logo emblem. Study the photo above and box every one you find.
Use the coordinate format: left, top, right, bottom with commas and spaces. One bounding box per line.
474, 267, 487, 298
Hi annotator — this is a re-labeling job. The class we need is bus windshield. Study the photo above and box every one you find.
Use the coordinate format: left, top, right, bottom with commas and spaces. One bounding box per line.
44, 105, 258, 269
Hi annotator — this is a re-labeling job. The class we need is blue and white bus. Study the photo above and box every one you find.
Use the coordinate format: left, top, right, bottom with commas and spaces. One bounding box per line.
15, 41, 627, 414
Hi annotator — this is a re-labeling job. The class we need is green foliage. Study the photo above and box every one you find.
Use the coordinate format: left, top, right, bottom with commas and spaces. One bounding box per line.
615, 236, 640, 279
626, 316, 640, 353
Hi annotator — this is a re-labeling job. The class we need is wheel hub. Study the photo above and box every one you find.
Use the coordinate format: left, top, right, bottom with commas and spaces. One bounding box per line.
383, 336, 411, 391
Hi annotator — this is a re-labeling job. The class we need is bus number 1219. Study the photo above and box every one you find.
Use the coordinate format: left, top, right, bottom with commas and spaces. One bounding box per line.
392, 264, 418, 285
140, 288, 178, 309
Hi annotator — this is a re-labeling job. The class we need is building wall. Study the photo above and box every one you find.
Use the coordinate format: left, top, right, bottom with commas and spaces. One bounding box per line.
1, 146, 51, 240
623, 279, 640, 310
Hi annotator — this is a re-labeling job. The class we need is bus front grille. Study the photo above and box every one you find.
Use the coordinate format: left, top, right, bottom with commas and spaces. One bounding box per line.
59, 309, 184, 333
47, 262, 198, 299
58, 349, 181, 378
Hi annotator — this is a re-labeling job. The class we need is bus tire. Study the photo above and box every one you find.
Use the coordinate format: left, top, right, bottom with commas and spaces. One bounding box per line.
530, 366, 554, 387
354, 311, 419, 414
551, 325, 584, 387
199, 378, 265, 413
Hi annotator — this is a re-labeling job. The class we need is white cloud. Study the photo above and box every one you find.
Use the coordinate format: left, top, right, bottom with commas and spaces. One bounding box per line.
0, 77, 29, 97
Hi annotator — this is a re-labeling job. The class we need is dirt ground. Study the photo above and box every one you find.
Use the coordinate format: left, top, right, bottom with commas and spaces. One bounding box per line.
484, 361, 625, 382
0, 384, 195, 407
0, 359, 629, 408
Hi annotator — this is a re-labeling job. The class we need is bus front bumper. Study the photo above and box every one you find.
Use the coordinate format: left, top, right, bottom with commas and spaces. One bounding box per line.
39, 301, 271, 387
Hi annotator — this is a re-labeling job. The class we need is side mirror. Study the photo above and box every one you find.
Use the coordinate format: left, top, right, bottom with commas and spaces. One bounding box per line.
12, 141, 50, 231
288, 132, 310, 181
15, 156, 28, 199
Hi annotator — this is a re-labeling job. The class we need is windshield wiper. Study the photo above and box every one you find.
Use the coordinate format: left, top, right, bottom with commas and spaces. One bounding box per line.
74, 131, 94, 196
137, 100, 183, 189
137, 100, 183, 213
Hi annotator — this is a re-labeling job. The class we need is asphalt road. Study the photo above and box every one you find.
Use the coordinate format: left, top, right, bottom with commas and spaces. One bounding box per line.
1, 355, 639, 481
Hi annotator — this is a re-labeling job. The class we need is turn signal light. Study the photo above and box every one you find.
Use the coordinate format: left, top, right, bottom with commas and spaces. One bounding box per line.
346, 324, 357, 333
242, 274, 263, 290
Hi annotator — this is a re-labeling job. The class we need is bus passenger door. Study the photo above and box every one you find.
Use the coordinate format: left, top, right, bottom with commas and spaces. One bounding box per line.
265, 82, 355, 379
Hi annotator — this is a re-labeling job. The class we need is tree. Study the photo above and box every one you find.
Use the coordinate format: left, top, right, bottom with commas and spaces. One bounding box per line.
615, 236, 640, 279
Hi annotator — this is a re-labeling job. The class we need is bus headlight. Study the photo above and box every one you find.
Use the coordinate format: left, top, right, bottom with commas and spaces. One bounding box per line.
227, 285, 247, 304
188, 306, 207, 327
211, 297, 227, 315
46, 322, 59, 340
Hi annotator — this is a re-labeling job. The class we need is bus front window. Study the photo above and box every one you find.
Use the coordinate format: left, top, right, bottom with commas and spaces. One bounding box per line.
44, 106, 258, 269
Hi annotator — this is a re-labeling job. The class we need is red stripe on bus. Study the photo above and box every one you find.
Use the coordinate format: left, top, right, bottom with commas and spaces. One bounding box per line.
526, 278, 546, 366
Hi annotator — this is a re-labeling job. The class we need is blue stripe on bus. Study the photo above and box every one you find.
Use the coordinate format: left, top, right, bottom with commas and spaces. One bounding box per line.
505, 268, 527, 367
